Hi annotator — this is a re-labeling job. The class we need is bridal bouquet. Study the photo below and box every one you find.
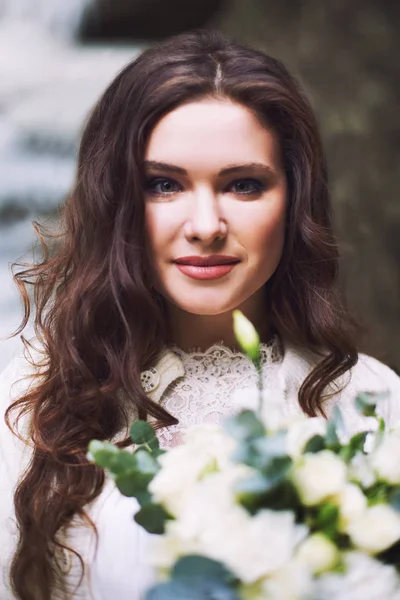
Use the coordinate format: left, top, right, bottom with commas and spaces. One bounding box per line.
89, 313, 400, 599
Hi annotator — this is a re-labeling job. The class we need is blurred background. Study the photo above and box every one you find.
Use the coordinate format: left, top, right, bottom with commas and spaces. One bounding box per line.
0, 0, 398, 371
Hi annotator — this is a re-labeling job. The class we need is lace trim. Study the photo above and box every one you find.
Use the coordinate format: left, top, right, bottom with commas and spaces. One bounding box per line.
157, 337, 283, 447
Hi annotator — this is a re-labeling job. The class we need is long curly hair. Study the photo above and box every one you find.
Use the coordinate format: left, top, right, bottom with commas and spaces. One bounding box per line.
6, 29, 359, 599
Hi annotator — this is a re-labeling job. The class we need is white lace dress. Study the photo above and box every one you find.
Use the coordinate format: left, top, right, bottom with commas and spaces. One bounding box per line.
158, 339, 283, 447
64, 341, 284, 600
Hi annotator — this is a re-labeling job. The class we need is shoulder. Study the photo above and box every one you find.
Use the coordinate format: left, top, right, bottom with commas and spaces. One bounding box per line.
281, 341, 400, 427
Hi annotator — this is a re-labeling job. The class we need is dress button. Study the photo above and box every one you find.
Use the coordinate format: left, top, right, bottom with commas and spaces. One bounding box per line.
141, 367, 160, 392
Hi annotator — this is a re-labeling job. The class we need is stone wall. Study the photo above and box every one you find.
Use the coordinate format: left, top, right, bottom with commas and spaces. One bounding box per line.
215, 0, 400, 370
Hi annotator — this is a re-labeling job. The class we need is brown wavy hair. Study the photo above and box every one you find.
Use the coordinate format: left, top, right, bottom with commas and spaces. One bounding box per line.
6, 29, 359, 599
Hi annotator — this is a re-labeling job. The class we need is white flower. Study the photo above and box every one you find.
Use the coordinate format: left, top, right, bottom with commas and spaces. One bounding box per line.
198, 501, 307, 583
370, 434, 400, 484
316, 551, 400, 600
261, 558, 314, 599
149, 424, 235, 517
296, 533, 339, 574
285, 417, 327, 459
334, 483, 367, 532
232, 310, 260, 361
349, 452, 376, 488
347, 504, 400, 554
291, 450, 347, 506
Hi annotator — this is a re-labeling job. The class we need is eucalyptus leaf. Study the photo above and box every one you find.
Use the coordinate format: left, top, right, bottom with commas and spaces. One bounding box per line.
134, 503, 170, 534
325, 420, 340, 447
87, 440, 119, 469
340, 431, 369, 462
146, 578, 239, 600
115, 470, 153, 498
388, 489, 400, 513
304, 434, 326, 454
354, 392, 388, 418
107, 449, 138, 475
252, 431, 288, 458
130, 420, 157, 445
173, 555, 236, 585
224, 410, 264, 441
134, 449, 160, 475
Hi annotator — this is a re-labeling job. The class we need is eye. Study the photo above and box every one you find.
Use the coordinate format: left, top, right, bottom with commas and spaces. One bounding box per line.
228, 178, 266, 196
145, 177, 182, 196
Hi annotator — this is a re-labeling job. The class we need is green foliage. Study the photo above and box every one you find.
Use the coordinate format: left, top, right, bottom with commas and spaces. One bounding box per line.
304, 434, 326, 454
355, 392, 388, 418
146, 555, 239, 599
134, 503, 171, 535
389, 489, 400, 513
224, 410, 264, 442
309, 503, 340, 541
339, 431, 368, 462
130, 420, 157, 445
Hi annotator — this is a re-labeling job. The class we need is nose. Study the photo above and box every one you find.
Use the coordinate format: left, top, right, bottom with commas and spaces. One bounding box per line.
184, 187, 227, 244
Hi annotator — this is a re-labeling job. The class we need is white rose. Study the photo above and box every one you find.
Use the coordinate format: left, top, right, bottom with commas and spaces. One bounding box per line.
285, 417, 327, 459
296, 533, 339, 574
334, 483, 367, 531
200, 506, 307, 583
261, 558, 314, 599
347, 504, 400, 554
291, 450, 347, 506
371, 434, 400, 484
349, 452, 376, 488
316, 551, 400, 600
149, 425, 235, 516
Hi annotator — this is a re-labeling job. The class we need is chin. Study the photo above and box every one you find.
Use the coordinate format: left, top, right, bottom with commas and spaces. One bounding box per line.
171, 294, 240, 316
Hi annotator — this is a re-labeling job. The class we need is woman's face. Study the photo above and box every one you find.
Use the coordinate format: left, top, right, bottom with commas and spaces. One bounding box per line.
144, 98, 287, 317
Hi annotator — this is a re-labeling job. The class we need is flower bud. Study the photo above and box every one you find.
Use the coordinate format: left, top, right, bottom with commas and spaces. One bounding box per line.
232, 311, 260, 362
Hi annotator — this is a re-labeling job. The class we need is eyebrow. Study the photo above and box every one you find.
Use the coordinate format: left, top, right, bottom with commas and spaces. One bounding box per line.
144, 161, 275, 177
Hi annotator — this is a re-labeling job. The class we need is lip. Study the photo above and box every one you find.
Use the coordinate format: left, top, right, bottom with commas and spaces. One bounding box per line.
174, 255, 240, 267
175, 263, 238, 280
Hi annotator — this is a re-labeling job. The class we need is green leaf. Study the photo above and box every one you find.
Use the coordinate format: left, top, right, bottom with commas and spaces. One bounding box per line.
115, 470, 153, 498
147, 435, 161, 454
87, 440, 119, 469
107, 449, 138, 475
325, 419, 340, 447
173, 555, 236, 585
134, 503, 170, 534
146, 578, 239, 600
224, 410, 264, 442
134, 449, 160, 475
367, 482, 388, 506
252, 431, 288, 458
340, 431, 369, 462
130, 421, 156, 445
304, 434, 326, 454
312, 503, 340, 539
389, 489, 400, 513
354, 392, 388, 418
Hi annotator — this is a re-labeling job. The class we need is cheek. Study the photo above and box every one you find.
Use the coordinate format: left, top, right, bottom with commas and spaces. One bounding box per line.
241, 202, 287, 264
145, 206, 174, 257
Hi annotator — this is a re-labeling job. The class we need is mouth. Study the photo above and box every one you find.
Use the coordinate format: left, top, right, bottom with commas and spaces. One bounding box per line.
173, 255, 240, 267
173, 256, 240, 280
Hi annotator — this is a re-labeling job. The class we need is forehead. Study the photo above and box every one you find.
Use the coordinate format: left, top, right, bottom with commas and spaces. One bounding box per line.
145, 98, 281, 171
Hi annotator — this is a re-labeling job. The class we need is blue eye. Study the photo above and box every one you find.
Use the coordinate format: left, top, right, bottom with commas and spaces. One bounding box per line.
146, 177, 182, 195
230, 179, 266, 195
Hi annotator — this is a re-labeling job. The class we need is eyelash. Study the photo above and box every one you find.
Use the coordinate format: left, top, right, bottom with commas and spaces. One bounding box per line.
145, 177, 267, 198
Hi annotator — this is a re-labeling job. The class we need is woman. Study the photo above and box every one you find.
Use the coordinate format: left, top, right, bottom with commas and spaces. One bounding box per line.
1, 29, 399, 600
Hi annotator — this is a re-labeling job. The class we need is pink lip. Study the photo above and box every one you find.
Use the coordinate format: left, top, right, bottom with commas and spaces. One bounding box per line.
175, 263, 238, 280
173, 255, 240, 280
174, 255, 240, 267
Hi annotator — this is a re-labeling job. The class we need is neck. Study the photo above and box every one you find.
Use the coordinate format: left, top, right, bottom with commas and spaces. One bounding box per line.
167, 289, 271, 352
